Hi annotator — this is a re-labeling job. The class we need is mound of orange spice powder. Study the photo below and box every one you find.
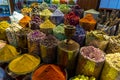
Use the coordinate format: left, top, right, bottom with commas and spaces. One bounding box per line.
32, 64, 66, 80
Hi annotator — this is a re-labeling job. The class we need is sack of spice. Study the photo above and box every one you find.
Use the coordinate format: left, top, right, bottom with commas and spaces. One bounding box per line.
27, 30, 46, 55
6, 23, 22, 47
48, 4, 58, 12
72, 25, 86, 46
100, 53, 120, 80
86, 30, 109, 51
53, 24, 66, 40
52, 0, 60, 4
0, 21, 9, 41
30, 15, 42, 30
60, 0, 67, 4
76, 46, 105, 79
32, 64, 66, 80
80, 14, 96, 31
58, 4, 71, 14
0, 41, 20, 63
40, 9, 52, 21
71, 4, 84, 18
106, 35, 120, 53
39, 2, 48, 11
21, 7, 32, 16
16, 28, 32, 53
19, 15, 31, 28
50, 9, 64, 25
70, 74, 96, 80
40, 35, 58, 63
8, 54, 40, 75
64, 12, 80, 26
40, 19, 56, 34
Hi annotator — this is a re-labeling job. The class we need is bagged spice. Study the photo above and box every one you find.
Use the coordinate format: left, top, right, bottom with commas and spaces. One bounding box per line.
19, 15, 31, 28
40, 19, 56, 34
80, 14, 96, 31
70, 74, 96, 80
106, 35, 120, 53
32, 64, 66, 80
50, 9, 64, 25
21, 7, 32, 15
60, 0, 67, 4
48, 4, 58, 12
53, 24, 66, 40
58, 4, 70, 14
68, 0, 75, 5
40, 9, 52, 20
72, 25, 85, 46
39, 2, 48, 11
6, 23, 22, 47
16, 28, 32, 53
52, 0, 60, 4
64, 12, 80, 26
100, 53, 120, 80
40, 35, 58, 63
86, 30, 109, 51
27, 30, 46, 55
0, 43, 20, 63
8, 54, 40, 75
30, 15, 42, 30
0, 21, 9, 41
71, 5, 84, 18
76, 46, 105, 79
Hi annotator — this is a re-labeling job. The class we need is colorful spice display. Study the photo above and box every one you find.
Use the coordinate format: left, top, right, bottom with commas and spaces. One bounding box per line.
101, 53, 120, 80
21, 7, 32, 15
32, 64, 66, 80
48, 4, 58, 12
53, 24, 66, 40
76, 46, 105, 79
40, 35, 58, 63
70, 75, 96, 80
71, 5, 84, 17
19, 15, 31, 28
0, 44, 19, 62
27, 30, 46, 54
60, 0, 67, 4
40, 19, 56, 29
106, 35, 120, 53
51, 9, 64, 25
80, 14, 96, 31
0, 21, 10, 40
6, 23, 22, 47
58, 4, 70, 14
72, 25, 85, 46
52, 0, 60, 4
86, 30, 109, 51
30, 15, 42, 30
40, 9, 52, 20
16, 28, 32, 52
8, 54, 40, 74
64, 12, 80, 26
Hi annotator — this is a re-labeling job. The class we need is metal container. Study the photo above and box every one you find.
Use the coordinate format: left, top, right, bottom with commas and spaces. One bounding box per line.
57, 40, 79, 78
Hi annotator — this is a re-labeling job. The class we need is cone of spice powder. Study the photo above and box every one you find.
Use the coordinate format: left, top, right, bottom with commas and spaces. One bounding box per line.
8, 54, 40, 75
32, 64, 66, 80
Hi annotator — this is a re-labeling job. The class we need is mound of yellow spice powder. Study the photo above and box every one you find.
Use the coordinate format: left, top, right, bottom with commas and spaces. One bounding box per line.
8, 54, 40, 74
0, 44, 19, 62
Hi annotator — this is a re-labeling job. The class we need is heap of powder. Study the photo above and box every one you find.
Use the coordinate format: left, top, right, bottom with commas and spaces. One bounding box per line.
8, 54, 40, 74
0, 44, 19, 62
32, 64, 66, 80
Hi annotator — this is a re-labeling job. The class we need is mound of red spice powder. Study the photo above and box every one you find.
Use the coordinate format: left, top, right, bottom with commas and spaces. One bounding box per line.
32, 64, 66, 80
